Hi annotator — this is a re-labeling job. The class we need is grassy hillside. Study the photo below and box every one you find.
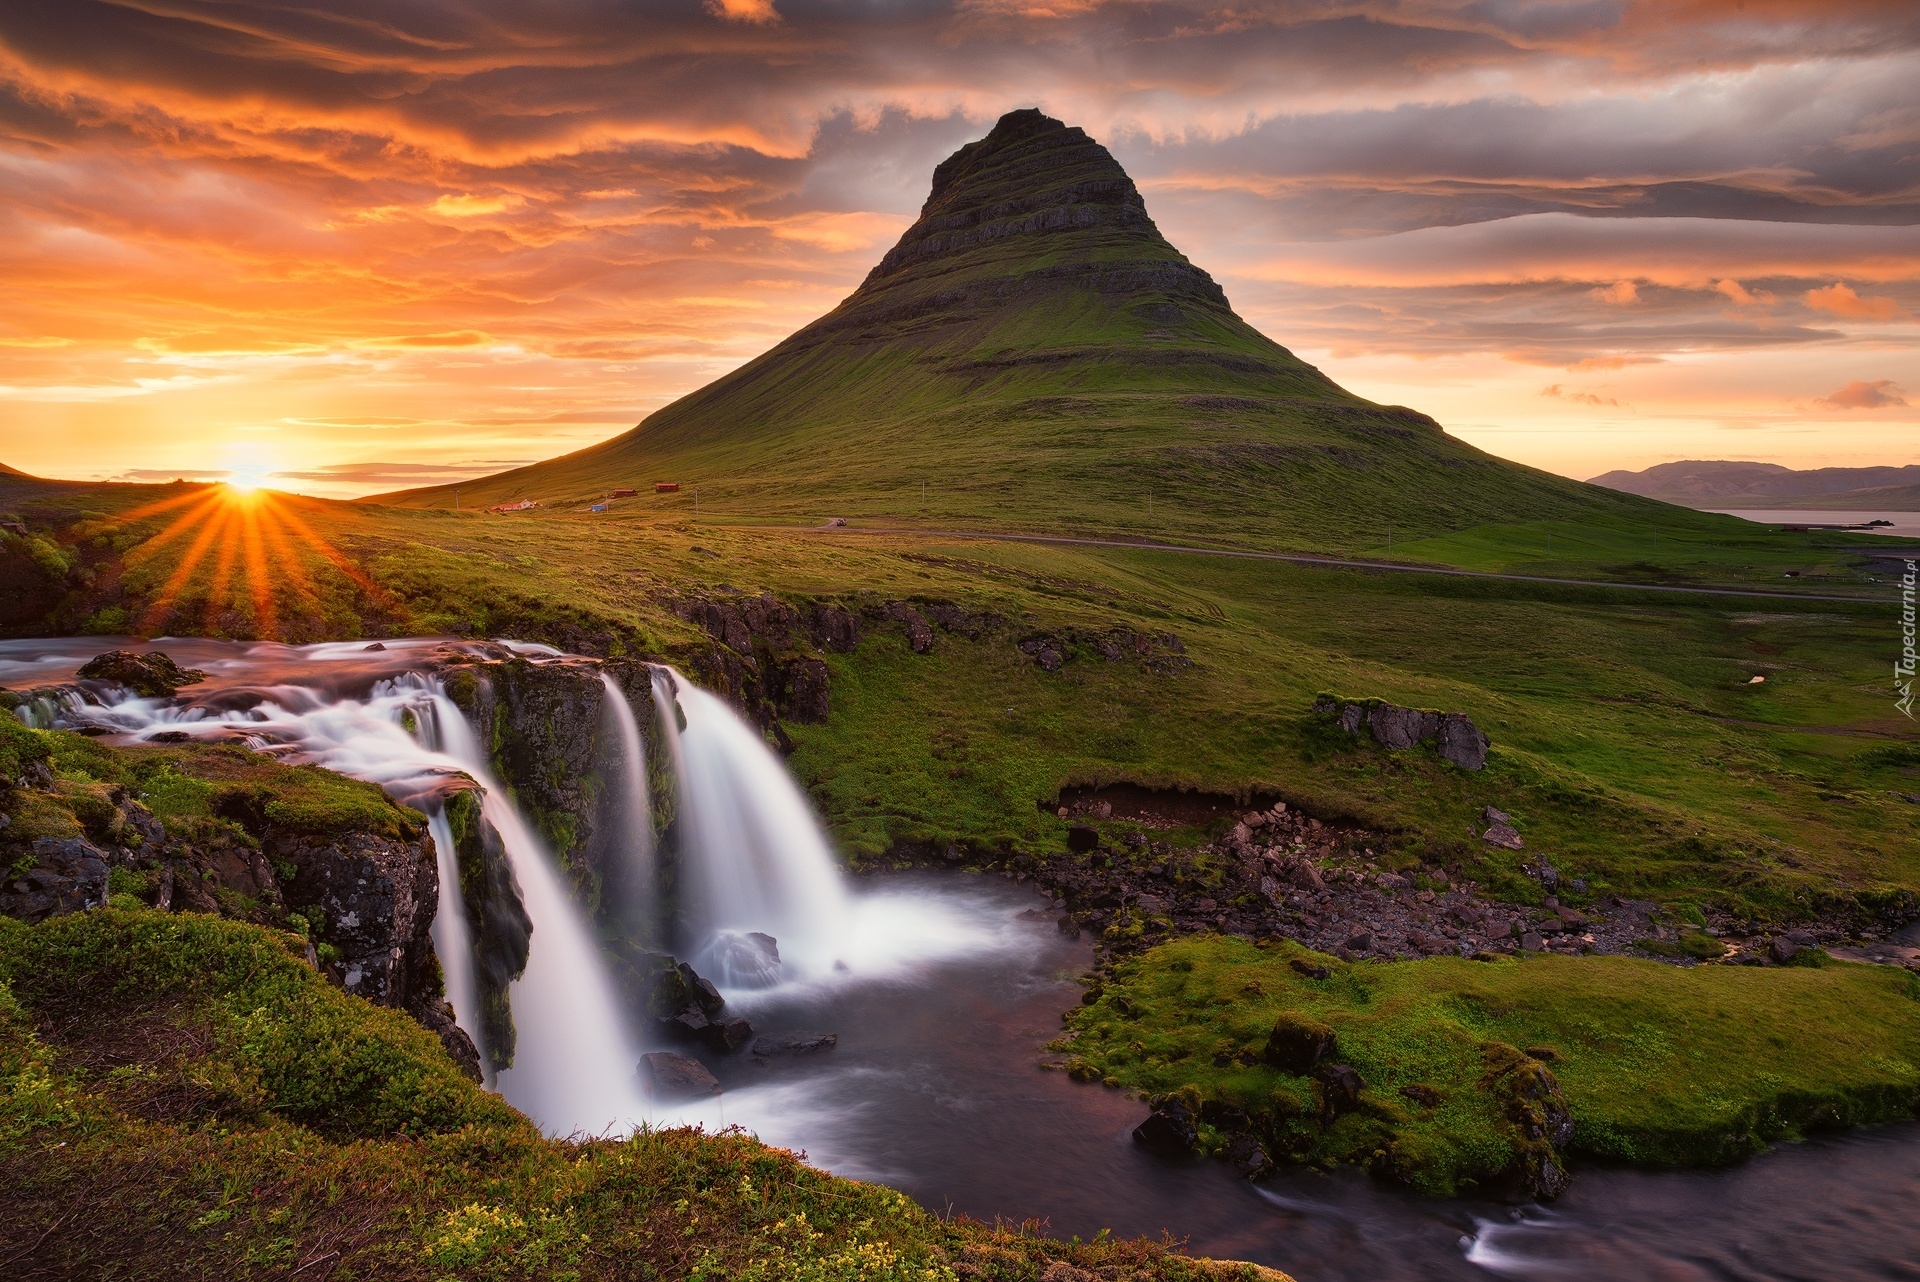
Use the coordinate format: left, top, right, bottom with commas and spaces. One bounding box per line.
4, 468, 1914, 921
367, 110, 1679, 555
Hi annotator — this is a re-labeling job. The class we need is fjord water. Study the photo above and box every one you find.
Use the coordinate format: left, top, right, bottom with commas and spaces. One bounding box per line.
7, 636, 1920, 1280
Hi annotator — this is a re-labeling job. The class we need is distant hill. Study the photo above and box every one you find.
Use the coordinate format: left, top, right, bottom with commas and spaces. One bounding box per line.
367, 109, 1674, 551
1590, 460, 1920, 509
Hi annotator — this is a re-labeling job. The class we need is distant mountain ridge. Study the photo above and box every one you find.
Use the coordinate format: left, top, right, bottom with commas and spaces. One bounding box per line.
1590, 460, 1920, 509
365, 109, 1671, 551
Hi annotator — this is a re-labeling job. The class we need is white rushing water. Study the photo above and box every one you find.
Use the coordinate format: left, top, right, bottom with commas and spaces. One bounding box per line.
600, 672, 657, 935
652, 667, 854, 986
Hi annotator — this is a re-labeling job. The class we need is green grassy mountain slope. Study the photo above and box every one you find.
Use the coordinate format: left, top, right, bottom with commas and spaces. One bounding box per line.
370, 110, 1673, 552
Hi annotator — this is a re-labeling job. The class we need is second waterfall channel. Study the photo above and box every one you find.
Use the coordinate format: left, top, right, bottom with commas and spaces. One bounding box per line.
4, 636, 1003, 1140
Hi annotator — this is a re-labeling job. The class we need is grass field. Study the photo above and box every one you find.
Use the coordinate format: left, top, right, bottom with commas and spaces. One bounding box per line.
4, 480, 1917, 921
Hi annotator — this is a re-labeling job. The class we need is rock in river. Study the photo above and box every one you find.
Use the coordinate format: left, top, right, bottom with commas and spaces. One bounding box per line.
642, 1051, 721, 1097
1132, 1095, 1199, 1155
751, 1030, 838, 1056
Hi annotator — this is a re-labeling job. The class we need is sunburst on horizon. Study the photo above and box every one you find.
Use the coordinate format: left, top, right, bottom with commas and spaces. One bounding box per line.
91, 483, 392, 639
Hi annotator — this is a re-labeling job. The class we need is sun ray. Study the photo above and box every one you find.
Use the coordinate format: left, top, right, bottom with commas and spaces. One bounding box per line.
94, 486, 220, 532
201, 499, 244, 634
270, 499, 395, 609
238, 499, 279, 638
254, 497, 321, 607
138, 501, 235, 635
123, 492, 228, 567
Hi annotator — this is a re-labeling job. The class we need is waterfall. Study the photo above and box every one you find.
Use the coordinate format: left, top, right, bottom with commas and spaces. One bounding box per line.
599, 673, 658, 939
408, 680, 650, 1136
651, 667, 853, 986
425, 808, 484, 1068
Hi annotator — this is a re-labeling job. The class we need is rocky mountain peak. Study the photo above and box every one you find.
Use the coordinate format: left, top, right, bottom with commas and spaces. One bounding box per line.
864, 108, 1170, 284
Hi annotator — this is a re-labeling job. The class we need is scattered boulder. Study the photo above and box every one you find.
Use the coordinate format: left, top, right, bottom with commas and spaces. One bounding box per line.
751, 1030, 838, 1056
1265, 1012, 1337, 1074
1769, 937, 1806, 964
76, 649, 207, 698
1221, 1132, 1274, 1180
1313, 1062, 1364, 1119
1313, 694, 1488, 770
641, 1051, 721, 1097
1066, 825, 1099, 853
1481, 806, 1525, 850
1132, 1095, 1199, 1155
702, 1016, 756, 1053
0, 836, 109, 923
1288, 958, 1330, 981
1343, 930, 1374, 953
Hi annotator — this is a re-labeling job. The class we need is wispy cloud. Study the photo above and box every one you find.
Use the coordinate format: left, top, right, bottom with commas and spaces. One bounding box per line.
0, 0, 1916, 482
1816, 379, 1908, 409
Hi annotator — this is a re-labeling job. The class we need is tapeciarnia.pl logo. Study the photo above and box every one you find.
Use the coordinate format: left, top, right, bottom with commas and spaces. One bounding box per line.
1899, 559, 1917, 718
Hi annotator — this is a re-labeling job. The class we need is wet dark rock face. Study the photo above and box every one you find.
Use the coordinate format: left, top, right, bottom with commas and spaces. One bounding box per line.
442, 652, 662, 929
0, 836, 109, 921
74, 649, 207, 698
440, 784, 530, 1076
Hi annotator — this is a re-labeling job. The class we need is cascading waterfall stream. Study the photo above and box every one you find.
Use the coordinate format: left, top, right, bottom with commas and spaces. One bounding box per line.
425, 808, 484, 1068
600, 672, 658, 938
651, 667, 853, 986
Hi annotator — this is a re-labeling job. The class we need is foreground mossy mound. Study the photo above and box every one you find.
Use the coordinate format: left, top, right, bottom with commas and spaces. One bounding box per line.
1066, 936, 1920, 1195
0, 909, 1283, 1281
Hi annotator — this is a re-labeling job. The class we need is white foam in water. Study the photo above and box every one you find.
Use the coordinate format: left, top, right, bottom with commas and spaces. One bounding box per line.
1463, 1212, 1590, 1277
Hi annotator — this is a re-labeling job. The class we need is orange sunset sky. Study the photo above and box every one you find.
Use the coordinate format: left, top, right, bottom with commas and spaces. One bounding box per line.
2, 0, 1916, 498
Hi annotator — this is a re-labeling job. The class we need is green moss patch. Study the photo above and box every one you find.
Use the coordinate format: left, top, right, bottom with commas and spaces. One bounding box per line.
1066, 936, 1920, 1193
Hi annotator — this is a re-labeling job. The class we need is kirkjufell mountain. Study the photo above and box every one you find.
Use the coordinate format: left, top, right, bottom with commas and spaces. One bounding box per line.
372, 110, 1657, 547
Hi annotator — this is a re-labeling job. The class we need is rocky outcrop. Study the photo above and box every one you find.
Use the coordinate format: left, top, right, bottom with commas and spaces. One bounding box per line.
74, 649, 206, 698
1314, 694, 1489, 770
0, 836, 109, 921
752, 1030, 837, 1056
281, 827, 436, 1008
441, 652, 663, 926
0, 728, 484, 1080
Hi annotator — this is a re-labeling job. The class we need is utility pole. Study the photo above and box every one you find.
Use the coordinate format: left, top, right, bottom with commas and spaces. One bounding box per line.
455, 489, 460, 512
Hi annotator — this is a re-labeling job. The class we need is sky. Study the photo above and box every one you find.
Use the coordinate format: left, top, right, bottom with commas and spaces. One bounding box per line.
1, 0, 1916, 498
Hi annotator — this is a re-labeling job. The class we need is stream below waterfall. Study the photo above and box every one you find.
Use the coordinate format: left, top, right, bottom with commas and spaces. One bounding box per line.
5, 636, 1919, 1281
